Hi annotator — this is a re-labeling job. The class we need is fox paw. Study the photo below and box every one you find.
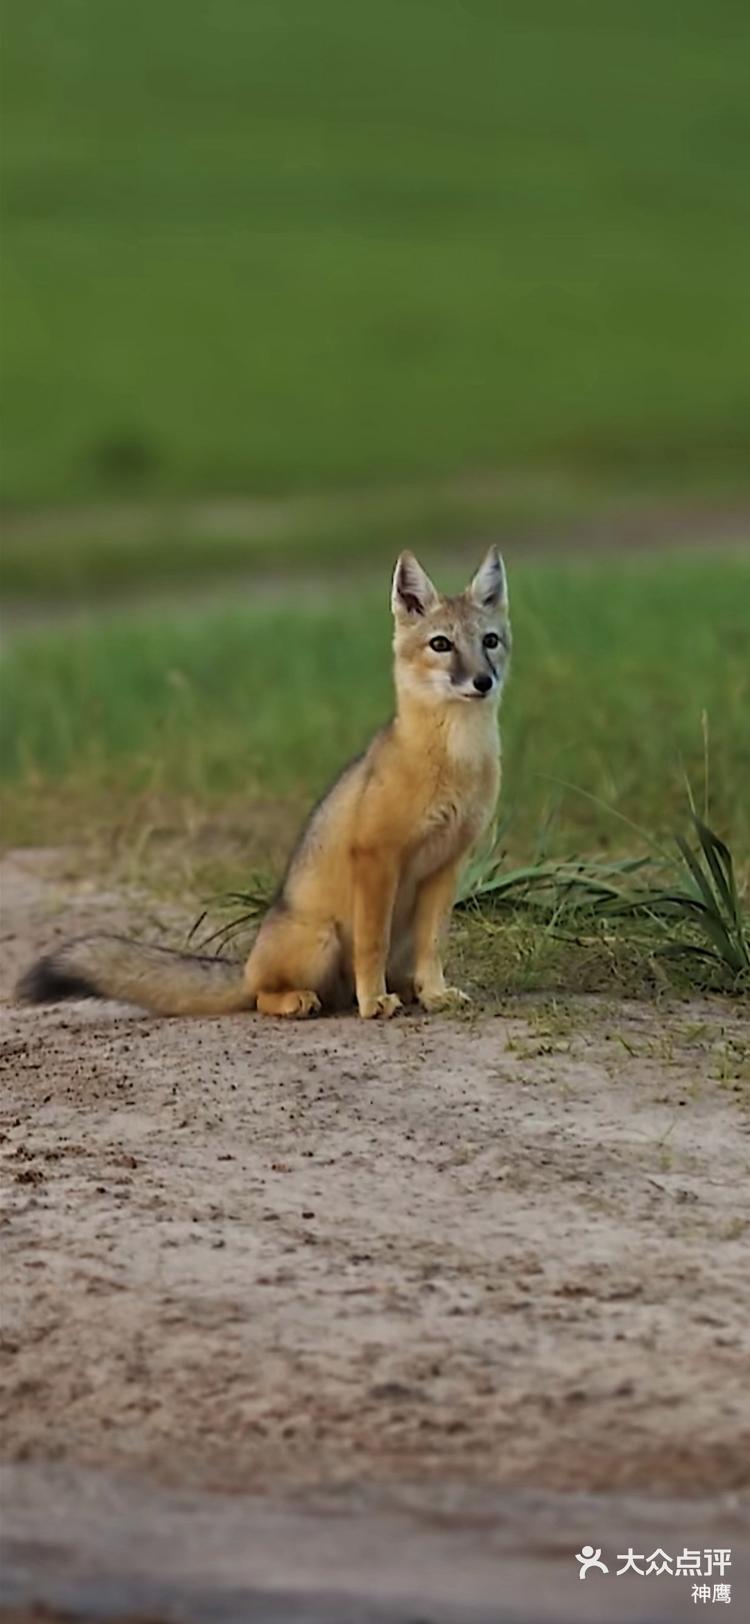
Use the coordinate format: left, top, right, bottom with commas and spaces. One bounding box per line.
257, 988, 322, 1018
286, 990, 322, 1019
417, 985, 472, 1014
358, 992, 403, 1021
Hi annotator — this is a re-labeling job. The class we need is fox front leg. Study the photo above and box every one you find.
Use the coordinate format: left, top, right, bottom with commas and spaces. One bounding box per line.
412, 859, 470, 1013
352, 850, 402, 1019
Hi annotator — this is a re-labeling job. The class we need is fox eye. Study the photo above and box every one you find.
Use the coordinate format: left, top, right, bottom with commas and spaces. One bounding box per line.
428, 635, 453, 653
483, 632, 500, 650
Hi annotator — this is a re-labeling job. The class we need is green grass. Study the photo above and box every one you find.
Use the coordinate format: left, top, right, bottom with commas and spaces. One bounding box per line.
3, 1, 750, 507
2, 551, 747, 844
2, 550, 747, 996
457, 816, 749, 992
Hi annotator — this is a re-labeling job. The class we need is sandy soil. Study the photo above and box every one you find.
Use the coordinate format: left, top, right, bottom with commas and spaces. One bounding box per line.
1, 848, 749, 1504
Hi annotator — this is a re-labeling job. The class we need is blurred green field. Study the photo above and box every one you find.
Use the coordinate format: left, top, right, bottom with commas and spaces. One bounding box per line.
3, 7, 748, 993
3, 1, 750, 509
3, 552, 748, 866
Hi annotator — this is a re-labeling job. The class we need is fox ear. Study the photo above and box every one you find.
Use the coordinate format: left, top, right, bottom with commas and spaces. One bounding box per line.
391, 551, 438, 618
468, 546, 508, 611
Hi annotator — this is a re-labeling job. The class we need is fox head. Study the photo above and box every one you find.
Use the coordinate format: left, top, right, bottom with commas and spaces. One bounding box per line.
391, 546, 511, 709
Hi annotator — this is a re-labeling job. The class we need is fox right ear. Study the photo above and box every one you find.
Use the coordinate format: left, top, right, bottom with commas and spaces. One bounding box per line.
391, 552, 438, 618
468, 545, 508, 611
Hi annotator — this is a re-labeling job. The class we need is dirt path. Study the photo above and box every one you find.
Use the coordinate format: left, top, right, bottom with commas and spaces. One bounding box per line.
2, 847, 749, 1510
4, 485, 749, 639
2, 1464, 749, 1624
6, 480, 750, 551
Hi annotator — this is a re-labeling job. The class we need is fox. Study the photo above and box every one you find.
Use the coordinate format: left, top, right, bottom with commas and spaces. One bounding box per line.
18, 547, 511, 1021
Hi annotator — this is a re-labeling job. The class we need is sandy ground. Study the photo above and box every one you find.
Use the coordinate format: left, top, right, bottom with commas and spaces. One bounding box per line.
1, 845, 749, 1511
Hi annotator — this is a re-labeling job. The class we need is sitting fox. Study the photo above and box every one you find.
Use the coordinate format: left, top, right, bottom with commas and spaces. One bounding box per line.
19, 548, 511, 1020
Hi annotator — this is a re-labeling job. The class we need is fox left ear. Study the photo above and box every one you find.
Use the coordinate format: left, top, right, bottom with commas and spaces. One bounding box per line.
391, 551, 438, 618
468, 546, 508, 611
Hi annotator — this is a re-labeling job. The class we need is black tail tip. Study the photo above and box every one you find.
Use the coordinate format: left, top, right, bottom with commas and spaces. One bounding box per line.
17, 954, 97, 1005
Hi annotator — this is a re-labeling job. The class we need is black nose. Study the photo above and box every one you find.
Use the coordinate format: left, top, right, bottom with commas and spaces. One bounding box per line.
473, 673, 493, 694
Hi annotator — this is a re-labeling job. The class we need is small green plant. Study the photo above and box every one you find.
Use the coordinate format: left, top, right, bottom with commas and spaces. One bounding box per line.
458, 846, 653, 916
644, 813, 749, 983
188, 881, 273, 957
459, 810, 748, 995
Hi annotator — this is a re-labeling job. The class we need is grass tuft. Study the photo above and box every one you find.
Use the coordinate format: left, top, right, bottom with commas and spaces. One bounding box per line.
188, 883, 273, 958
651, 815, 749, 984
460, 810, 748, 995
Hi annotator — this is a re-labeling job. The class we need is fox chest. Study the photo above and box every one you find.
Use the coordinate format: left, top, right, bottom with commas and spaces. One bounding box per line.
404, 756, 499, 886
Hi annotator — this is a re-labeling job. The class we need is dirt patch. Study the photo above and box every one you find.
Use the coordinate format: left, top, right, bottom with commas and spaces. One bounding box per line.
4, 485, 749, 635
1, 849, 749, 1500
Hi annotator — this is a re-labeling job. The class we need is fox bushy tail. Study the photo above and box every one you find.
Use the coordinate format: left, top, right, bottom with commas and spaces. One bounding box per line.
17, 935, 251, 1016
